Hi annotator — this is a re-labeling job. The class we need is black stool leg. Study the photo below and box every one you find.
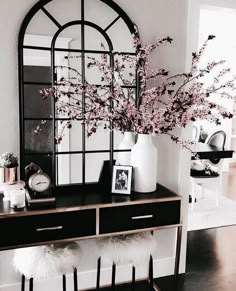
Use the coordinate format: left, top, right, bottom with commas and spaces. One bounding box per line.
62, 274, 66, 291
149, 255, 154, 290
29, 278, 33, 291
132, 266, 136, 291
21, 275, 25, 291
111, 262, 116, 291
96, 257, 101, 290
73, 267, 78, 291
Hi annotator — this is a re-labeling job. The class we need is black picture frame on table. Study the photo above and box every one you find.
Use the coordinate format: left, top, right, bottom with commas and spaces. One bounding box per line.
98, 160, 116, 194
111, 165, 132, 195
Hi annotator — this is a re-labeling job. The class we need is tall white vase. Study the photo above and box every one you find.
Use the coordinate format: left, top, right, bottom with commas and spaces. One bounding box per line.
130, 134, 157, 193
117, 132, 135, 165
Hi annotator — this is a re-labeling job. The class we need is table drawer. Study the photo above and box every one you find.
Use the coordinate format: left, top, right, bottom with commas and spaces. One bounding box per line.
0, 209, 96, 249
99, 201, 180, 234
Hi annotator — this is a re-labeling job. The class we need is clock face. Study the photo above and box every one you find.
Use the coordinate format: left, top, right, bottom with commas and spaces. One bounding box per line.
28, 172, 51, 192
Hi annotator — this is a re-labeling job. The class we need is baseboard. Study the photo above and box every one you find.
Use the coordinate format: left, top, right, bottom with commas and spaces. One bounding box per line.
0, 256, 176, 291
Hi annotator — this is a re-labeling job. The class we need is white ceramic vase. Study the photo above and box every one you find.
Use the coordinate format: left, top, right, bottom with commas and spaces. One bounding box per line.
117, 132, 135, 165
130, 134, 157, 193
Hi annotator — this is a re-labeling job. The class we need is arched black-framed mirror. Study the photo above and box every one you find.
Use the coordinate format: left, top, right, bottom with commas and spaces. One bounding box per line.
18, 0, 139, 191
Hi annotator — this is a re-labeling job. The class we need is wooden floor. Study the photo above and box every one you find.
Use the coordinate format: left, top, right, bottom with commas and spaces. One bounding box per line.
155, 225, 236, 291
154, 165, 236, 290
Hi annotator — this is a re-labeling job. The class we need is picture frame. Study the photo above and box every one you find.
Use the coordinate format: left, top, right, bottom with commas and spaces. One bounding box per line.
111, 165, 133, 195
98, 159, 116, 193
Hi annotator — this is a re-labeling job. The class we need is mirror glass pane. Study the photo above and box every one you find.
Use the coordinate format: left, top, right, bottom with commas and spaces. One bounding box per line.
85, 0, 117, 29
85, 26, 110, 51
24, 11, 57, 42
56, 120, 83, 152
55, 26, 81, 49
114, 55, 136, 86
86, 122, 110, 150
85, 53, 110, 84
24, 84, 53, 119
24, 120, 53, 153
114, 130, 124, 149
23, 60, 51, 82
85, 153, 109, 183
107, 19, 135, 53
45, 0, 81, 27
56, 153, 82, 185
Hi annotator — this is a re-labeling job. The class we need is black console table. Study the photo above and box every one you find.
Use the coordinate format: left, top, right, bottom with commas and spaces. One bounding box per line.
0, 183, 182, 289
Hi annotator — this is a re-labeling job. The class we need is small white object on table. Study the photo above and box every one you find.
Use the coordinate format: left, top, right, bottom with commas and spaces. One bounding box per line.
0, 180, 25, 202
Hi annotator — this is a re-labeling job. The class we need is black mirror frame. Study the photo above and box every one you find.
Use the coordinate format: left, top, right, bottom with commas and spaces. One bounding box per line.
18, 0, 140, 192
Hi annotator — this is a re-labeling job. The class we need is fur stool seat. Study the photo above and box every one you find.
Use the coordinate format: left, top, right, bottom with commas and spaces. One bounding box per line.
96, 231, 157, 266
13, 242, 80, 291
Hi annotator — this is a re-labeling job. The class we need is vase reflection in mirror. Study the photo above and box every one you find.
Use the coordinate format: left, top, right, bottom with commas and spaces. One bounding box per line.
131, 134, 157, 193
117, 132, 135, 166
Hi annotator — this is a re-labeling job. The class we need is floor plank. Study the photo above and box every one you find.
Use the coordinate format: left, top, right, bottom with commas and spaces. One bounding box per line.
155, 225, 236, 291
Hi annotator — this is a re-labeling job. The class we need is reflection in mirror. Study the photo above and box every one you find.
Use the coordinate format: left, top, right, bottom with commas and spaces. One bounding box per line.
114, 130, 125, 150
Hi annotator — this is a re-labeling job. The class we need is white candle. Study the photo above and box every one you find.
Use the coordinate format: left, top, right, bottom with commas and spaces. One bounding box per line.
10, 189, 25, 209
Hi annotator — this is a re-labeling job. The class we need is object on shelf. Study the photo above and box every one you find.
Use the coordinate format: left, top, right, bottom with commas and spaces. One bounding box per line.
0, 152, 18, 184
0, 180, 25, 202
25, 188, 56, 208
10, 188, 26, 209
98, 160, 116, 194
24, 162, 55, 208
131, 134, 157, 193
111, 165, 133, 195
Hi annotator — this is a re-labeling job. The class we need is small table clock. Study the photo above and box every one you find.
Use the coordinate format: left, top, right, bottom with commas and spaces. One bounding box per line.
24, 162, 55, 207
28, 170, 51, 193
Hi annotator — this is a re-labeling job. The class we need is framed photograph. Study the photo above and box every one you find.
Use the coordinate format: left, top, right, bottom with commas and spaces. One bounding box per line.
111, 165, 133, 195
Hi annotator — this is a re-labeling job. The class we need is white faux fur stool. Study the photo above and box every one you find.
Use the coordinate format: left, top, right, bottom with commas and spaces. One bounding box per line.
96, 232, 157, 289
96, 231, 157, 266
13, 242, 80, 291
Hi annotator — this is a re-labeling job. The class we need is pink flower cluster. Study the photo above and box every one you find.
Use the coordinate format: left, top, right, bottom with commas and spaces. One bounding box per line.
39, 34, 236, 148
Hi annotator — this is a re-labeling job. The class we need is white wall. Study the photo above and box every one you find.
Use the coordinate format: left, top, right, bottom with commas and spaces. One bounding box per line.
0, 0, 190, 290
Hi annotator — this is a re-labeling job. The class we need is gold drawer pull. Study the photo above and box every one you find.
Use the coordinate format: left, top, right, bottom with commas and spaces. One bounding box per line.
131, 215, 153, 220
35, 226, 63, 232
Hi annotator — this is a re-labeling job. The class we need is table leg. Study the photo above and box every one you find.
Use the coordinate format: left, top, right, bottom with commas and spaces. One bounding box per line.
174, 226, 182, 278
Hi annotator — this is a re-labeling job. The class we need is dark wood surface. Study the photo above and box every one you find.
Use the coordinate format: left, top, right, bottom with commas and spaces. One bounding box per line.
0, 183, 181, 217
0, 183, 182, 253
100, 201, 180, 234
155, 225, 236, 291
0, 182, 182, 289
191, 142, 234, 160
